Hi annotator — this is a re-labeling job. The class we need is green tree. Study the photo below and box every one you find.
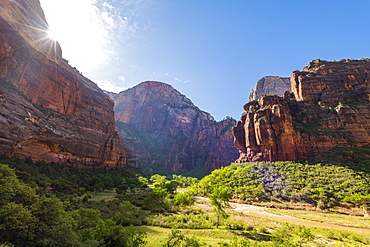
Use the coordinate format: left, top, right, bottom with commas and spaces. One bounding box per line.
172, 192, 194, 206
310, 188, 335, 209
35, 216, 82, 247
114, 201, 146, 226
0, 164, 38, 206
101, 221, 147, 247
143, 187, 170, 211
209, 187, 232, 228
138, 176, 149, 187
90, 175, 114, 191
116, 183, 129, 195
69, 208, 106, 243
120, 225, 147, 247
155, 180, 183, 194
31, 195, 65, 226
171, 175, 198, 187
0, 164, 39, 245
344, 194, 370, 216
150, 174, 167, 184
0, 202, 38, 245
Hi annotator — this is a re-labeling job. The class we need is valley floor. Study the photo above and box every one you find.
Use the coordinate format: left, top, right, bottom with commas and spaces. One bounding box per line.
144, 197, 370, 246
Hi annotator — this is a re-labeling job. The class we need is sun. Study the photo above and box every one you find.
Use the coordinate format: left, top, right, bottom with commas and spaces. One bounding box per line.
46, 28, 60, 41
39, 0, 110, 75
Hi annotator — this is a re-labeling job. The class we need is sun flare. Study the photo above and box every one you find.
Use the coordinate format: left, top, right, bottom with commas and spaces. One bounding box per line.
39, 0, 111, 75
46, 28, 59, 41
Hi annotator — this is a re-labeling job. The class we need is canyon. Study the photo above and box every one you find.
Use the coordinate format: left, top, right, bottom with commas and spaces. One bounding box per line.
0, 0, 238, 175
1, 0, 370, 174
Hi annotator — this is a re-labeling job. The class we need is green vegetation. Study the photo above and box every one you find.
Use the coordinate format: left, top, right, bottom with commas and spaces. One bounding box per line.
311, 144, 370, 174
1, 153, 370, 246
343, 194, 370, 215
0, 154, 143, 199
209, 187, 232, 228
161, 229, 206, 247
172, 192, 194, 206
190, 161, 370, 210
0, 163, 147, 246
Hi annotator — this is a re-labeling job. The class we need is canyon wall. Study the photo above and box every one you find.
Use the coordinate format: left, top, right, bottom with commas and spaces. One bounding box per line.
0, 0, 125, 166
233, 59, 370, 162
110, 81, 238, 175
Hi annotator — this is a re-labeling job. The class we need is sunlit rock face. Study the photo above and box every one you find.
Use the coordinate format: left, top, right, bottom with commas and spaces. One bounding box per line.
233, 59, 370, 162
249, 76, 291, 102
0, 0, 125, 167
109, 81, 238, 175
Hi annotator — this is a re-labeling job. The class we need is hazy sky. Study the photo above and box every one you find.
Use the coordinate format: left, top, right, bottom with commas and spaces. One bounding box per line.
39, 0, 370, 121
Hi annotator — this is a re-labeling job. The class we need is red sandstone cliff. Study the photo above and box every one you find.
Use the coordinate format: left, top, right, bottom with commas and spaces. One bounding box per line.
0, 0, 125, 166
233, 59, 370, 162
109, 81, 238, 174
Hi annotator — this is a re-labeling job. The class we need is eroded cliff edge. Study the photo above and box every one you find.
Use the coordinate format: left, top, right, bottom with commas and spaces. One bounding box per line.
0, 0, 125, 166
233, 59, 370, 162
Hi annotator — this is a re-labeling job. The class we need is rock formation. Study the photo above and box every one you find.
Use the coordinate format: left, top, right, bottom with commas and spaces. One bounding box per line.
249, 76, 290, 102
0, 0, 125, 166
109, 81, 238, 175
233, 59, 370, 162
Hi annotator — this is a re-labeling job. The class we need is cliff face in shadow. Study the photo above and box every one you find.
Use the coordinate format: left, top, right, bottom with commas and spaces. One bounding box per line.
0, 0, 125, 166
233, 59, 370, 162
109, 81, 238, 175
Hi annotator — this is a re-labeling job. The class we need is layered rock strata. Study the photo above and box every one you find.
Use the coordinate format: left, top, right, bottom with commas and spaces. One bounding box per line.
233, 59, 370, 162
109, 81, 238, 174
0, 0, 125, 166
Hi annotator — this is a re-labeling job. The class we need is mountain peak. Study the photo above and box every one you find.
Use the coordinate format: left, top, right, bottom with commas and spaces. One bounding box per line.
111, 81, 238, 175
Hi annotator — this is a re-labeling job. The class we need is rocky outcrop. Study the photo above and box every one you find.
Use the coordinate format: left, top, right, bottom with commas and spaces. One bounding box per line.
0, 0, 125, 166
233, 59, 370, 162
110, 81, 238, 175
249, 76, 290, 102
292, 59, 370, 106
233, 94, 300, 162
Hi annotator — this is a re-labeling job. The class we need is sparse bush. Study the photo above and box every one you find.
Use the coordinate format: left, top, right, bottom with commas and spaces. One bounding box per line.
147, 210, 214, 229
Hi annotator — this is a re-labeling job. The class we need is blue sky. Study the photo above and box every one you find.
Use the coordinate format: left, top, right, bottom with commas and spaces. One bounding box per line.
40, 0, 370, 121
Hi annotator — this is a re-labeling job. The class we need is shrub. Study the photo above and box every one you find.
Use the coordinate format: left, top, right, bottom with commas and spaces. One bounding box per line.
172, 193, 194, 206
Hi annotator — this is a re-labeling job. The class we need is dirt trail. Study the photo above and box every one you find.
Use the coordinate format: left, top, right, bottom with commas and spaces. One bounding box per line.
194, 197, 370, 234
